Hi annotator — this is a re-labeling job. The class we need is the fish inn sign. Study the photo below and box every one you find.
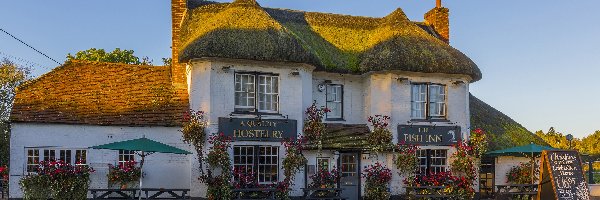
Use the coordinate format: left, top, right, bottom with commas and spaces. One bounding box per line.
398, 125, 461, 145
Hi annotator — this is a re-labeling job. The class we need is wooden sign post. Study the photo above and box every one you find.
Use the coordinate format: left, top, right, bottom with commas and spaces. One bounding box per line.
537, 150, 591, 200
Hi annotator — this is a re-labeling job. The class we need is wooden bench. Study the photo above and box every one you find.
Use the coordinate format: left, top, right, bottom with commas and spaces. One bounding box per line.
494, 184, 538, 200
302, 188, 346, 200
90, 188, 190, 200
232, 188, 277, 200
405, 186, 452, 199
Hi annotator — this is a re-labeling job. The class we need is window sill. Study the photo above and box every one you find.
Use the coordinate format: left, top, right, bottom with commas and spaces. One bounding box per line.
231, 111, 283, 116
410, 119, 450, 123
325, 118, 345, 122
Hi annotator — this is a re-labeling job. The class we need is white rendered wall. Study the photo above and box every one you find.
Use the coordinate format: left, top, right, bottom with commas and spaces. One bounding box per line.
9, 123, 191, 198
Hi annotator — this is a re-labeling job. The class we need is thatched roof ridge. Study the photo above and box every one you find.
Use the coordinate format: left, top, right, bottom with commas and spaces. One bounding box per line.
179, 3, 482, 81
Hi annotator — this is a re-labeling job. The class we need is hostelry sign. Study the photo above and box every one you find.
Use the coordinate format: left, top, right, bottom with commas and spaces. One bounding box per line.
398, 125, 461, 145
218, 118, 297, 141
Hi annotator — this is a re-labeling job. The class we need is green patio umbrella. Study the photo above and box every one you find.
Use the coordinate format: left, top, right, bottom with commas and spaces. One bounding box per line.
486, 143, 558, 184
90, 137, 192, 200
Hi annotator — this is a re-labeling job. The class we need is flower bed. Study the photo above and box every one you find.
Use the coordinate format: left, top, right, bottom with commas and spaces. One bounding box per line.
107, 160, 141, 188
363, 162, 392, 200
20, 160, 93, 200
404, 171, 474, 199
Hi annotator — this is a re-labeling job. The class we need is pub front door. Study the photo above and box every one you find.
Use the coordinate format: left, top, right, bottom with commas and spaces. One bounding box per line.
339, 153, 360, 200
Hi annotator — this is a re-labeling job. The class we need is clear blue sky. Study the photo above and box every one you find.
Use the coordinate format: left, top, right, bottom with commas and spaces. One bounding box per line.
1, 1, 599, 138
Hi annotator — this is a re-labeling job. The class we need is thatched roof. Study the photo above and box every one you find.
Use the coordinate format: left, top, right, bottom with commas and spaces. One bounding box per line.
179, 0, 481, 81
10, 60, 188, 126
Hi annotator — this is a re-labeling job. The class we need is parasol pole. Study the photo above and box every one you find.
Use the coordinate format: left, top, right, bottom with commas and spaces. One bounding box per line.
139, 151, 145, 200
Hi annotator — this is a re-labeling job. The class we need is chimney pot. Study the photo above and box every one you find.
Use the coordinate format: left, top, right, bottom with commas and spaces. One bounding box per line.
436, 0, 442, 8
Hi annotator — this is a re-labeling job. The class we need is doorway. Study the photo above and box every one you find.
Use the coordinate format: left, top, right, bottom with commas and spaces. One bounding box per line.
339, 152, 360, 200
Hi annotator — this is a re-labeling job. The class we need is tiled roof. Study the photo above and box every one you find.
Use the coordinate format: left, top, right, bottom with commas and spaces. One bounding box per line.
10, 60, 188, 126
306, 123, 371, 150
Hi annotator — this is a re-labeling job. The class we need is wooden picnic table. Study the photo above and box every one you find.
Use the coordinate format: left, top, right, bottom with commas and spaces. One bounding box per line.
89, 188, 190, 199
232, 188, 277, 200
302, 188, 346, 200
494, 184, 537, 200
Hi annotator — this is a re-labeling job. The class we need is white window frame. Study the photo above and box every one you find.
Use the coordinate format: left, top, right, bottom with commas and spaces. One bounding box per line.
232, 145, 280, 185
234, 72, 279, 113
416, 149, 448, 176
118, 150, 136, 166
75, 150, 88, 166
325, 84, 343, 120
316, 157, 330, 171
411, 83, 447, 119
24, 148, 88, 174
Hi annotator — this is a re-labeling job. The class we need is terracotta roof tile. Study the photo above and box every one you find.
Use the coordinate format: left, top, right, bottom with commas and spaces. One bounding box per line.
10, 60, 188, 126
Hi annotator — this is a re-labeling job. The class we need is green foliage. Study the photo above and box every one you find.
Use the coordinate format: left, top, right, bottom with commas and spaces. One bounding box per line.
506, 161, 538, 184
0, 58, 30, 166
469, 94, 549, 151
393, 143, 419, 176
303, 103, 328, 151
535, 127, 581, 150
20, 161, 93, 200
66, 48, 153, 65
367, 115, 393, 154
162, 58, 173, 66
201, 133, 233, 200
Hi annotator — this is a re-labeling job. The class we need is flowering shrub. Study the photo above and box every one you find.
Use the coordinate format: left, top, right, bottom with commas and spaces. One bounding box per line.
181, 109, 208, 169
309, 168, 341, 197
303, 103, 329, 150
107, 160, 142, 187
205, 133, 232, 169
468, 128, 488, 158
450, 141, 477, 182
0, 165, 7, 180
507, 161, 537, 184
367, 115, 393, 154
20, 160, 94, 200
280, 137, 308, 199
363, 162, 392, 200
201, 133, 233, 200
404, 171, 474, 199
309, 168, 341, 189
394, 143, 419, 176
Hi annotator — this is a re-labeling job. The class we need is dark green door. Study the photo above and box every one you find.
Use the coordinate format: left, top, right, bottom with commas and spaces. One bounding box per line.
340, 153, 360, 200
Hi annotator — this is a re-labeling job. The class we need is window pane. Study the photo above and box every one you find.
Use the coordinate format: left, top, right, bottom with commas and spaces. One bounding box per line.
326, 85, 343, 119
411, 84, 427, 119
27, 149, 40, 173
76, 150, 87, 165
44, 150, 55, 161
60, 150, 72, 164
258, 146, 278, 184
258, 75, 279, 112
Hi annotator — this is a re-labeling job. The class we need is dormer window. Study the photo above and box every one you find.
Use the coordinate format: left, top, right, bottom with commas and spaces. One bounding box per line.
235, 72, 279, 113
411, 83, 446, 119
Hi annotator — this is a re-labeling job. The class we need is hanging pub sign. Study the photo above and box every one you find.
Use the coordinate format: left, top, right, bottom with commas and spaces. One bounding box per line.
397, 125, 461, 145
218, 117, 297, 141
537, 150, 590, 200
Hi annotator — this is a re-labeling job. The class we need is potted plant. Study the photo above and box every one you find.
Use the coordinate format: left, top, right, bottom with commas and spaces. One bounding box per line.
107, 160, 142, 189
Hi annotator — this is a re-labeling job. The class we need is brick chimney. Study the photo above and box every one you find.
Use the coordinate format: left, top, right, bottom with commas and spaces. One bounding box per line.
171, 0, 187, 88
424, 0, 450, 43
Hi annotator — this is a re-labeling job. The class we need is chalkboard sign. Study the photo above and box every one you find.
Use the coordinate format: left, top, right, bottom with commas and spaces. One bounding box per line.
537, 150, 590, 200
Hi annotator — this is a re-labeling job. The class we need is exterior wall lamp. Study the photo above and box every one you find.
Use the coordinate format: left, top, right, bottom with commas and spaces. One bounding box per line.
221, 65, 232, 72
396, 77, 409, 82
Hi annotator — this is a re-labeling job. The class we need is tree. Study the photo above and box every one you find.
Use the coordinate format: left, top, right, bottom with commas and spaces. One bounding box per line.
535, 127, 581, 150
66, 48, 153, 65
0, 58, 31, 166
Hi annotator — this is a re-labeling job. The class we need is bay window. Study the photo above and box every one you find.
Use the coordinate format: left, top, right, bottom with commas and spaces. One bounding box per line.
233, 145, 279, 184
326, 85, 343, 120
235, 73, 279, 113
411, 83, 446, 119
